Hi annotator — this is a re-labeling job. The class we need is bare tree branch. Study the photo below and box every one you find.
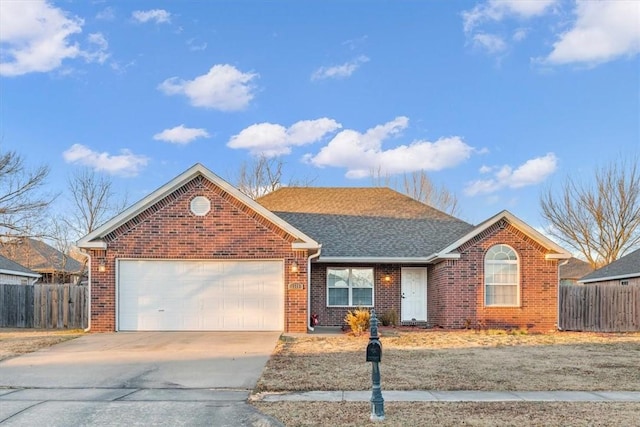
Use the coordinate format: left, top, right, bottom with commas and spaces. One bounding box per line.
0, 149, 52, 237
64, 168, 129, 238
370, 168, 461, 216
540, 155, 640, 268
234, 156, 316, 199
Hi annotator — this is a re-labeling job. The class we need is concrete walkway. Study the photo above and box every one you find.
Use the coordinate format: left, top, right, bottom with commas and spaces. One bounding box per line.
256, 390, 640, 402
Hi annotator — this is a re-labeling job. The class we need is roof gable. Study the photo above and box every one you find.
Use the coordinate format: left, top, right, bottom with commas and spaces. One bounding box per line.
77, 164, 319, 250
579, 248, 640, 283
429, 210, 572, 262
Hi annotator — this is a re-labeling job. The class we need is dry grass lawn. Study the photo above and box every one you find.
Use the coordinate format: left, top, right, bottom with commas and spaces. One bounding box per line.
253, 330, 640, 426
0, 328, 83, 361
256, 330, 640, 392
2, 328, 638, 426
253, 401, 640, 427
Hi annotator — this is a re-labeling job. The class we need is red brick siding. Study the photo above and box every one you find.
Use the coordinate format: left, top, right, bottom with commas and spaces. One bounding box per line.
309, 263, 403, 327
88, 176, 309, 332
428, 219, 559, 331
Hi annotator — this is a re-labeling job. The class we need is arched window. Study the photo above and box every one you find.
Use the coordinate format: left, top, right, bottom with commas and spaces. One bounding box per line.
484, 244, 519, 306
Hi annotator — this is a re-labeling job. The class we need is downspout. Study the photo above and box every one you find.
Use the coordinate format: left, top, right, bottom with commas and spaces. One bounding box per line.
307, 245, 322, 332
557, 259, 568, 331
82, 250, 92, 332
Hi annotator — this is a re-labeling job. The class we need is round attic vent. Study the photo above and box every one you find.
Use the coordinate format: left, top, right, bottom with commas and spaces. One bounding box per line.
190, 196, 211, 216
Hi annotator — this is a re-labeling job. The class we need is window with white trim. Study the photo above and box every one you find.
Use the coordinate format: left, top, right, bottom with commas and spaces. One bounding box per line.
484, 244, 519, 306
327, 267, 374, 307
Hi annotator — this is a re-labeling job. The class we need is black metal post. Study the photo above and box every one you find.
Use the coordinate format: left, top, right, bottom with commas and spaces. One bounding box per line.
369, 309, 384, 421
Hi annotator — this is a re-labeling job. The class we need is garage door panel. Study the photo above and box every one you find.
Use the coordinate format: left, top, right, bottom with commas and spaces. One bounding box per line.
118, 260, 284, 331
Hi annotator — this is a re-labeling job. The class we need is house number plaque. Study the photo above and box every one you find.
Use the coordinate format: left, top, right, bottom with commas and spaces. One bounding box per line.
288, 282, 304, 290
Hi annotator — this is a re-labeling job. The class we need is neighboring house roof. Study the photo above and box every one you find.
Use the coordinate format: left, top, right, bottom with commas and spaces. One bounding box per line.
0, 254, 41, 278
77, 163, 319, 251
258, 187, 474, 261
560, 257, 594, 280
0, 238, 83, 274
579, 248, 640, 283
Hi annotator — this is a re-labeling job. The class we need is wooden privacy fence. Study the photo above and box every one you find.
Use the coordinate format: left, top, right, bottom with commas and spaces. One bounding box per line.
0, 284, 88, 329
559, 283, 640, 332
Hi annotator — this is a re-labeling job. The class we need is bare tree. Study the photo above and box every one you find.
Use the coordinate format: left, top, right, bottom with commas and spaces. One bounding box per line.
540, 156, 640, 268
401, 170, 460, 216
234, 155, 316, 199
371, 168, 460, 216
0, 149, 51, 237
65, 168, 128, 239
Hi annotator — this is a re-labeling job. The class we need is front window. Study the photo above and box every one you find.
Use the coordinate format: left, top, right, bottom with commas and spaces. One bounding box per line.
484, 244, 519, 306
327, 267, 374, 307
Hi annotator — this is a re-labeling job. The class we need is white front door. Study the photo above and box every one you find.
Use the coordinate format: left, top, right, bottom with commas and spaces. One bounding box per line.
401, 267, 427, 322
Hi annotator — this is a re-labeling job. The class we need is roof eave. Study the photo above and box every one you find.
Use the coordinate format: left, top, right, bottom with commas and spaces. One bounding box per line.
292, 242, 321, 250
424, 253, 462, 263
545, 253, 572, 260
579, 272, 640, 284
0, 268, 41, 279
77, 240, 107, 250
316, 256, 430, 264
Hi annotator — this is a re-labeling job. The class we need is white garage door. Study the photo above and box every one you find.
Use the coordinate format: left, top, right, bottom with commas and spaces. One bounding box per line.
118, 260, 284, 331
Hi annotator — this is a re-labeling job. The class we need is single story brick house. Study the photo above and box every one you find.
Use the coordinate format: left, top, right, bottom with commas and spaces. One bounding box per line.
78, 164, 570, 333
578, 248, 640, 287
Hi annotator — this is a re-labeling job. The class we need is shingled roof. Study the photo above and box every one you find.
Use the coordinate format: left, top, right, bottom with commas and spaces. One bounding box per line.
580, 248, 640, 283
0, 254, 40, 278
257, 187, 474, 259
560, 257, 594, 280
0, 238, 84, 274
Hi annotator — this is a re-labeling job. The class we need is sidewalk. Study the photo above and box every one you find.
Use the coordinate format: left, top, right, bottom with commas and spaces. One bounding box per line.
255, 390, 640, 402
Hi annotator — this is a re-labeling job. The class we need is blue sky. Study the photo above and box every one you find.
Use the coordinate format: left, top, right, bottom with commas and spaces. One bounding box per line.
1, 0, 638, 230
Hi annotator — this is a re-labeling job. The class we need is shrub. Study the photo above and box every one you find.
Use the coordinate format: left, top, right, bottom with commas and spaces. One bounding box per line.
344, 308, 370, 335
379, 308, 398, 327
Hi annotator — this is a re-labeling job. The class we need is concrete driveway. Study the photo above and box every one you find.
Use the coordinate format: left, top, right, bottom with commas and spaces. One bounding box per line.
0, 332, 283, 426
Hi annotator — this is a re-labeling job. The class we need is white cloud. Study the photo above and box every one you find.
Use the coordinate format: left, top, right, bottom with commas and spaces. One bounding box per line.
544, 0, 640, 65
473, 33, 507, 53
228, 118, 341, 157
463, 0, 558, 33
186, 38, 207, 51
132, 9, 171, 24
0, 0, 83, 76
464, 0, 639, 66
81, 33, 109, 64
513, 28, 528, 42
306, 117, 474, 179
311, 55, 370, 81
342, 35, 368, 50
63, 144, 149, 177
153, 125, 210, 145
465, 153, 558, 196
158, 64, 258, 111
462, 0, 557, 58
96, 7, 115, 21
